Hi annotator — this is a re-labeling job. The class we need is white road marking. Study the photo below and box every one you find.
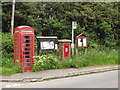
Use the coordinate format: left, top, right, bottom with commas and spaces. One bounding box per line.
5, 84, 20, 88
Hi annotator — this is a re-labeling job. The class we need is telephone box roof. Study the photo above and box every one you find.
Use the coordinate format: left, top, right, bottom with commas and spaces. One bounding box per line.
17, 26, 31, 28
14, 25, 34, 32
15, 25, 33, 30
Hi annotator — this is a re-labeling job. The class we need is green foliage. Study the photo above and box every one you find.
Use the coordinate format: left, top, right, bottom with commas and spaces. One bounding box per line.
0, 33, 22, 76
0, 58, 22, 76
2, 33, 14, 58
0, 67, 14, 76
32, 54, 61, 71
2, 2, 119, 47
60, 48, 118, 69
0, 66, 22, 76
32, 48, 118, 72
42, 19, 70, 39
72, 48, 118, 67
0, 58, 13, 67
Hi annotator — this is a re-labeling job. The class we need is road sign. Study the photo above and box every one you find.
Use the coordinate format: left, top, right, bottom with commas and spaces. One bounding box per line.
72, 21, 77, 29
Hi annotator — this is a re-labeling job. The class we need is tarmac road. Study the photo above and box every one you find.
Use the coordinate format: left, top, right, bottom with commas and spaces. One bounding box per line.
1, 70, 118, 88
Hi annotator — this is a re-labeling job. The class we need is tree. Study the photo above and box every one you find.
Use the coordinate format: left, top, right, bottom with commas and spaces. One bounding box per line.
2, 2, 119, 47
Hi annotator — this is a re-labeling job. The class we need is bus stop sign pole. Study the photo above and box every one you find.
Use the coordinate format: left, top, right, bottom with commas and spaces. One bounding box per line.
72, 21, 77, 56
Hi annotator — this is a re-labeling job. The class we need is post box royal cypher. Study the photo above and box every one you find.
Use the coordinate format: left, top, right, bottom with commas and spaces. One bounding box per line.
14, 25, 34, 71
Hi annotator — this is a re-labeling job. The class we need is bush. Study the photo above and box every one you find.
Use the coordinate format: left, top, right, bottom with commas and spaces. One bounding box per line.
0, 58, 14, 67
2, 33, 14, 58
32, 54, 61, 72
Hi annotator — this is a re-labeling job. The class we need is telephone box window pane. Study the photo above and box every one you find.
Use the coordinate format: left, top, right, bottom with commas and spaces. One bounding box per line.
24, 48, 30, 50
23, 40, 30, 43
16, 55, 18, 59
24, 36, 31, 39
25, 44, 30, 46
16, 48, 18, 50
23, 44, 30, 47
24, 63, 32, 67
15, 36, 18, 39
25, 59, 32, 63
23, 52, 30, 54
24, 56, 30, 58
16, 44, 18, 47
15, 40, 18, 43
15, 56, 18, 59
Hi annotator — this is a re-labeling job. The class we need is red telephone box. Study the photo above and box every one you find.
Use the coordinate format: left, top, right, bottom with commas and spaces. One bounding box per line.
14, 26, 34, 71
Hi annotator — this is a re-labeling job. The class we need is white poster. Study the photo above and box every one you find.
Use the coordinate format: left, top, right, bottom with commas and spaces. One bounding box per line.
41, 41, 54, 50
78, 38, 82, 47
55, 44, 58, 50
83, 38, 87, 47
49, 41, 54, 49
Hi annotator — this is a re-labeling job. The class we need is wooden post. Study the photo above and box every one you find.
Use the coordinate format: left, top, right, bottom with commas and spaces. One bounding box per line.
76, 48, 78, 56
85, 48, 87, 54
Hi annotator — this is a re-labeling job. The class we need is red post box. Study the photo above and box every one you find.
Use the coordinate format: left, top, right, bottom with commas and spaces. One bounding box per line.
58, 39, 71, 59
14, 26, 34, 71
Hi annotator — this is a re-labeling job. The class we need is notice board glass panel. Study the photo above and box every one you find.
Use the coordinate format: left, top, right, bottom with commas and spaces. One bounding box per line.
78, 38, 82, 47
83, 38, 87, 47
40, 41, 54, 50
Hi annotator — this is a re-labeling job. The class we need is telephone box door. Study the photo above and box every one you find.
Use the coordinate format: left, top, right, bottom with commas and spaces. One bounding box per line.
64, 44, 70, 58
21, 34, 34, 71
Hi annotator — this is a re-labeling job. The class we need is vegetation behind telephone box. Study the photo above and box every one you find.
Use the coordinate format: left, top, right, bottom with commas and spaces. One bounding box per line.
0, 33, 118, 75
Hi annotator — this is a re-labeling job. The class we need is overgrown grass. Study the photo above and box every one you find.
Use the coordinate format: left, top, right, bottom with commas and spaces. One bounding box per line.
0, 58, 22, 76
69, 48, 118, 68
1, 47, 118, 75
32, 48, 118, 72
0, 66, 22, 76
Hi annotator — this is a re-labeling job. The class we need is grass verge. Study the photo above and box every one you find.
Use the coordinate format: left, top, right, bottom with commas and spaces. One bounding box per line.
1, 47, 118, 75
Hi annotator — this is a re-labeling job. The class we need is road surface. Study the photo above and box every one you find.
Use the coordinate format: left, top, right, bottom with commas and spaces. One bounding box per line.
1, 70, 118, 88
